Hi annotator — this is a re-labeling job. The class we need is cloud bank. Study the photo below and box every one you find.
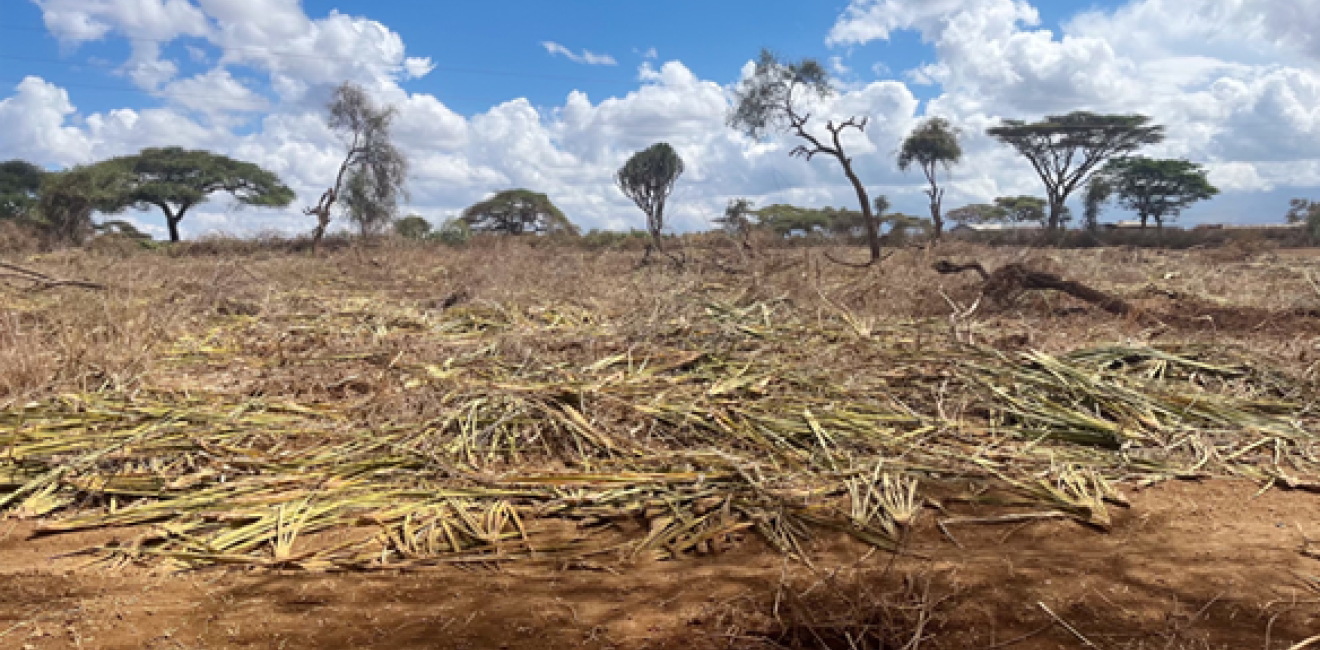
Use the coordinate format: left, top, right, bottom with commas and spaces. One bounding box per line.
5, 0, 1320, 238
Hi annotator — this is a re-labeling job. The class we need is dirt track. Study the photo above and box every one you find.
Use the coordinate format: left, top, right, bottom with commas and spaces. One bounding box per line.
3, 479, 1317, 650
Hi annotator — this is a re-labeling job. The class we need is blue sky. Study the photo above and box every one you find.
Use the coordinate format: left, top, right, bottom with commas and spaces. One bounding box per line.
1, 0, 1318, 237
1, 0, 1101, 116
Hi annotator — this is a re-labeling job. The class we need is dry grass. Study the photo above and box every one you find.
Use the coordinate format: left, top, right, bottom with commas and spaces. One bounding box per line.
1, 240, 1319, 576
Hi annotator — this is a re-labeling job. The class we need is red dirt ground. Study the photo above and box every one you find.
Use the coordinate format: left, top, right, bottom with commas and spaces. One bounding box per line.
2, 479, 1318, 649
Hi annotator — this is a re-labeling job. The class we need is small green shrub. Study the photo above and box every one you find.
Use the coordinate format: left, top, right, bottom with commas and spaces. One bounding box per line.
429, 217, 471, 246
394, 215, 432, 240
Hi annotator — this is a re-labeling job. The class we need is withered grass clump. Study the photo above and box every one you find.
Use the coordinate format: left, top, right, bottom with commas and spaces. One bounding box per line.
1, 240, 1319, 570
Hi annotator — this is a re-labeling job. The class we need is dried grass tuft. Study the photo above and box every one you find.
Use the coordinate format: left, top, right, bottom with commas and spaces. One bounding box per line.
2, 241, 1319, 570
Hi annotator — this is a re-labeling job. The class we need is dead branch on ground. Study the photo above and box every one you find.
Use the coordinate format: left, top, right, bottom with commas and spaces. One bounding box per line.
934, 259, 1135, 316
0, 261, 106, 292
635, 244, 686, 270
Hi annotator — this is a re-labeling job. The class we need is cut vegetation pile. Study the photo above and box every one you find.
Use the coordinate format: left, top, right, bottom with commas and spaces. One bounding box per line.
4, 261, 1318, 571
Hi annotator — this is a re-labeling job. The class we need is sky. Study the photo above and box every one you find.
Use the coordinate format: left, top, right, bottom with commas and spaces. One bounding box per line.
2, 0, 1319, 239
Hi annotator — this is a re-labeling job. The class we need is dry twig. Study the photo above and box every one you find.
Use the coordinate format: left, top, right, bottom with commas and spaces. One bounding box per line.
0, 261, 106, 292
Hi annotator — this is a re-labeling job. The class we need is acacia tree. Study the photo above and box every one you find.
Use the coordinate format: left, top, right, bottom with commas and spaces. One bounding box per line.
946, 203, 1008, 226
987, 112, 1164, 231
306, 82, 408, 248
898, 117, 962, 239
993, 196, 1055, 225
750, 204, 840, 236
98, 147, 293, 242
1086, 157, 1218, 231
460, 189, 578, 235
0, 160, 45, 220
35, 165, 126, 245
881, 213, 933, 244
616, 143, 684, 258
728, 49, 883, 264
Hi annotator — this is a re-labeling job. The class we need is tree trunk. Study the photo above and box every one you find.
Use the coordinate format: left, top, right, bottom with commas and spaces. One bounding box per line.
1047, 195, 1067, 231
311, 206, 331, 251
309, 136, 359, 254
160, 204, 183, 242
929, 188, 944, 240
839, 157, 879, 262
934, 260, 1136, 317
308, 189, 337, 253
925, 164, 944, 240
650, 204, 664, 252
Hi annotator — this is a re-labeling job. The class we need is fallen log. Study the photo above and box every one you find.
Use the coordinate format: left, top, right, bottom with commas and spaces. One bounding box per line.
933, 260, 1135, 316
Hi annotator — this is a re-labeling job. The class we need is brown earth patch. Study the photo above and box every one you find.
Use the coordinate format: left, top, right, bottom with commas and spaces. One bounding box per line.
3, 479, 1317, 650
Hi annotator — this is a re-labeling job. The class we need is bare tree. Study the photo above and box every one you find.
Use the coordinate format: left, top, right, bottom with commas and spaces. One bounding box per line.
728, 49, 883, 265
305, 82, 408, 248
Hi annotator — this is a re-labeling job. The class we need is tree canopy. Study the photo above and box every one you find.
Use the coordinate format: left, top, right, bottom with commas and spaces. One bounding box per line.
1287, 199, 1320, 240
717, 198, 756, 239
306, 82, 408, 247
35, 165, 127, 244
750, 204, 861, 237
945, 198, 1067, 228
616, 143, 684, 254
433, 217, 472, 246
1087, 157, 1218, 230
993, 196, 1051, 224
898, 117, 962, 238
394, 214, 432, 240
946, 203, 1007, 226
987, 112, 1165, 230
714, 201, 924, 242
728, 50, 831, 141
728, 49, 883, 264
881, 212, 933, 243
98, 147, 294, 242
0, 160, 45, 221
460, 189, 578, 236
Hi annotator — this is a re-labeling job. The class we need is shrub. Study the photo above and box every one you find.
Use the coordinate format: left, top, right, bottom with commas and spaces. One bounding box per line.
429, 217, 471, 246
394, 215, 432, 240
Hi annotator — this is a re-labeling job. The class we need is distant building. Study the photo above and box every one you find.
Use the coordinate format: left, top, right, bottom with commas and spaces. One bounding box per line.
949, 223, 1044, 234
1195, 223, 1302, 230
1222, 223, 1304, 230
1103, 220, 1147, 230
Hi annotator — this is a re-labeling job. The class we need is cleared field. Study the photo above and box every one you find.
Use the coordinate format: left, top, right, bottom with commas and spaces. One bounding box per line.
2, 241, 1319, 649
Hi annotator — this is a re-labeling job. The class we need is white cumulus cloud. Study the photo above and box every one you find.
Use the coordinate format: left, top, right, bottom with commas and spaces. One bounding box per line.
159, 68, 269, 114
8, 0, 1320, 238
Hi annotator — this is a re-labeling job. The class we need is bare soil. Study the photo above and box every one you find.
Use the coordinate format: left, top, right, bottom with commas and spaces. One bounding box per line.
3, 479, 1317, 650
